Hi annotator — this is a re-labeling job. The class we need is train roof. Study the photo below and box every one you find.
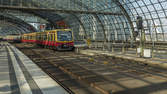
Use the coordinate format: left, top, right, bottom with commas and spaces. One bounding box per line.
22, 32, 36, 36
22, 29, 72, 35
45, 29, 72, 32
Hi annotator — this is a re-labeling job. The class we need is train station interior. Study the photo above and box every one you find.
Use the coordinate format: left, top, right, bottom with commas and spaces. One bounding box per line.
0, 0, 167, 94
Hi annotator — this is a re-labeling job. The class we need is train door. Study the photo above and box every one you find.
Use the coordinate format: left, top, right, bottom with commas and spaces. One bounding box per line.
53, 31, 57, 48
48, 33, 51, 46
51, 32, 54, 46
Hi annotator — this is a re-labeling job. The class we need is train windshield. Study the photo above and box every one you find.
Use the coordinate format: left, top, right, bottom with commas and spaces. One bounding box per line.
57, 31, 72, 41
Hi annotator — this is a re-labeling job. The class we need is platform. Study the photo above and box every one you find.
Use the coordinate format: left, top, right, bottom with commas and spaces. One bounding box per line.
0, 42, 69, 94
79, 49, 167, 69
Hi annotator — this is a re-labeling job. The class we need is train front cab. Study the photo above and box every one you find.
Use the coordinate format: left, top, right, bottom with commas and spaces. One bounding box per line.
35, 29, 74, 51
48, 29, 74, 51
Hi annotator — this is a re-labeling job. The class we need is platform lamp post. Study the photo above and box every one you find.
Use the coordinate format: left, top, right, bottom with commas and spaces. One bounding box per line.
136, 16, 145, 57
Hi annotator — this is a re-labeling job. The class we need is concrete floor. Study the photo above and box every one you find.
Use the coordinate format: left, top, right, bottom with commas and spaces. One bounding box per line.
0, 44, 11, 94
0, 42, 69, 94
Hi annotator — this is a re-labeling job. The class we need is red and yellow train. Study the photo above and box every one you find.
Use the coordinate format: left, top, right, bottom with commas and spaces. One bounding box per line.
5, 29, 75, 51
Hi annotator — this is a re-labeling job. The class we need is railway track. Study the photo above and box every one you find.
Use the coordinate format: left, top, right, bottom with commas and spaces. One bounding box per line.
15, 43, 104, 94
13, 43, 167, 94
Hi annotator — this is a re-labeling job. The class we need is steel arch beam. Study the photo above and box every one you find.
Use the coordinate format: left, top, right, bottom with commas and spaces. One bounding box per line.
0, 5, 123, 15
113, 0, 135, 40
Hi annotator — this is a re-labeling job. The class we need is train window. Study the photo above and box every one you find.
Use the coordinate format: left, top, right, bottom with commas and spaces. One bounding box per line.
50, 34, 51, 41
43, 34, 45, 40
49, 34, 51, 41
57, 31, 72, 41
37, 35, 39, 40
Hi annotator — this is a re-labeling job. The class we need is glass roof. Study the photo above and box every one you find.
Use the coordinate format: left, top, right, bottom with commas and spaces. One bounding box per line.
0, 0, 166, 41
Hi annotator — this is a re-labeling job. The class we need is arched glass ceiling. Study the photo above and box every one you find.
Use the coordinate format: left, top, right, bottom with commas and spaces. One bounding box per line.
119, 0, 167, 41
0, 12, 38, 35
1, 10, 49, 29
0, 0, 167, 42
0, 21, 32, 35
38, 0, 132, 41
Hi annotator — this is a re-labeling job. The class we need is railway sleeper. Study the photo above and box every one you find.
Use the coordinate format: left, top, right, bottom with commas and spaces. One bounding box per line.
57, 66, 112, 94
24, 47, 113, 94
